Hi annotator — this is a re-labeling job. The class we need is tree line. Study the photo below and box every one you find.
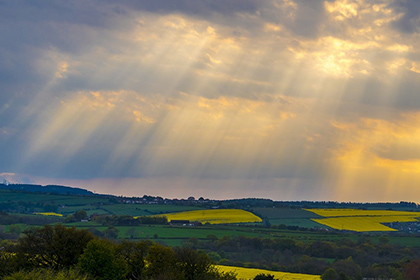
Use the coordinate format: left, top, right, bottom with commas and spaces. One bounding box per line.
183, 234, 420, 280
2, 224, 420, 279
0, 224, 236, 280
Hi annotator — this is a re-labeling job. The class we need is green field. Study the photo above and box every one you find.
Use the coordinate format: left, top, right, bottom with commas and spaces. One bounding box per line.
253, 207, 322, 219
102, 204, 199, 216
253, 207, 329, 228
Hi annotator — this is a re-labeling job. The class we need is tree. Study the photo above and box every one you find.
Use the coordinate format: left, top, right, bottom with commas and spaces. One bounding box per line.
74, 210, 88, 221
144, 244, 179, 279
254, 273, 275, 280
103, 226, 119, 239
16, 224, 94, 269
125, 227, 137, 238
117, 240, 152, 280
78, 238, 127, 280
207, 234, 218, 242
332, 257, 362, 280
175, 247, 215, 280
322, 268, 338, 280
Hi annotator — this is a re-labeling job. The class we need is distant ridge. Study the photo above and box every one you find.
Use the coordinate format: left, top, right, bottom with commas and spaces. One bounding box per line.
0, 183, 95, 196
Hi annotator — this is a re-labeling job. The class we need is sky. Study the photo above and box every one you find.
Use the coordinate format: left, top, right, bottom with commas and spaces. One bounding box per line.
1, 0, 420, 202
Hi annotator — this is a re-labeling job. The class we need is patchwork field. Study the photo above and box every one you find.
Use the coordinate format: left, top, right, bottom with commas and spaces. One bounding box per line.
306, 209, 420, 232
217, 265, 321, 280
157, 209, 262, 224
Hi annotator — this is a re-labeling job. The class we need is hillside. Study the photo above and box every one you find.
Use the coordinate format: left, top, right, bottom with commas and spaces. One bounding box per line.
0, 183, 95, 196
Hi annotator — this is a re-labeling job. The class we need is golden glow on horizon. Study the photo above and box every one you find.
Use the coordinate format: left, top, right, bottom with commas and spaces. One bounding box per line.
329, 113, 420, 201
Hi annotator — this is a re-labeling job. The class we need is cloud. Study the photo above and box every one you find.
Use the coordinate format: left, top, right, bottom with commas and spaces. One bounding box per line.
1, 0, 420, 201
118, 0, 259, 17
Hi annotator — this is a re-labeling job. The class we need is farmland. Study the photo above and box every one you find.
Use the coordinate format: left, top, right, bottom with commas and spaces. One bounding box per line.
2, 186, 420, 279
306, 208, 420, 218
307, 208, 420, 232
217, 265, 321, 280
2, 188, 420, 245
253, 207, 327, 228
158, 209, 263, 224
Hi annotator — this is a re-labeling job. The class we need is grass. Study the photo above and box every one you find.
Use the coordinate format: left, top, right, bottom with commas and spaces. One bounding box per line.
253, 207, 327, 229
217, 265, 321, 280
306, 209, 420, 232
158, 209, 262, 224
268, 218, 328, 228
68, 224, 275, 247
254, 208, 321, 219
120, 224, 269, 240
59, 206, 109, 216
101, 204, 199, 216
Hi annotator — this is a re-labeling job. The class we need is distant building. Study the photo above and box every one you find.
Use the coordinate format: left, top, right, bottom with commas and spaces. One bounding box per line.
169, 219, 202, 226
170, 219, 190, 226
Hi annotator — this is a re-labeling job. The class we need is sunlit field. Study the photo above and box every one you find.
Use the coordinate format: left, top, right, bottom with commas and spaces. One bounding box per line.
217, 265, 321, 280
306, 209, 420, 217
306, 209, 420, 232
35, 212, 63, 217
157, 209, 262, 224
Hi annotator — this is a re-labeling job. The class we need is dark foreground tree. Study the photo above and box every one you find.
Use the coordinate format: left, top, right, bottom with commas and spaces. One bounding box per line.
78, 239, 127, 280
175, 247, 215, 280
144, 243, 180, 279
117, 240, 152, 280
15, 224, 94, 269
1, 224, 236, 280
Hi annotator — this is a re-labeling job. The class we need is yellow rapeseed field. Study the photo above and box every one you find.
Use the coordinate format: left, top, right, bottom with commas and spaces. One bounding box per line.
160, 209, 262, 224
217, 265, 321, 280
306, 209, 420, 232
35, 212, 63, 217
307, 208, 420, 217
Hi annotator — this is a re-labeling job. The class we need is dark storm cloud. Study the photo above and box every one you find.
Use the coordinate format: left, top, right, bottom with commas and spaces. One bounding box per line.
0, 1, 115, 29
390, 0, 420, 33
118, 0, 259, 17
